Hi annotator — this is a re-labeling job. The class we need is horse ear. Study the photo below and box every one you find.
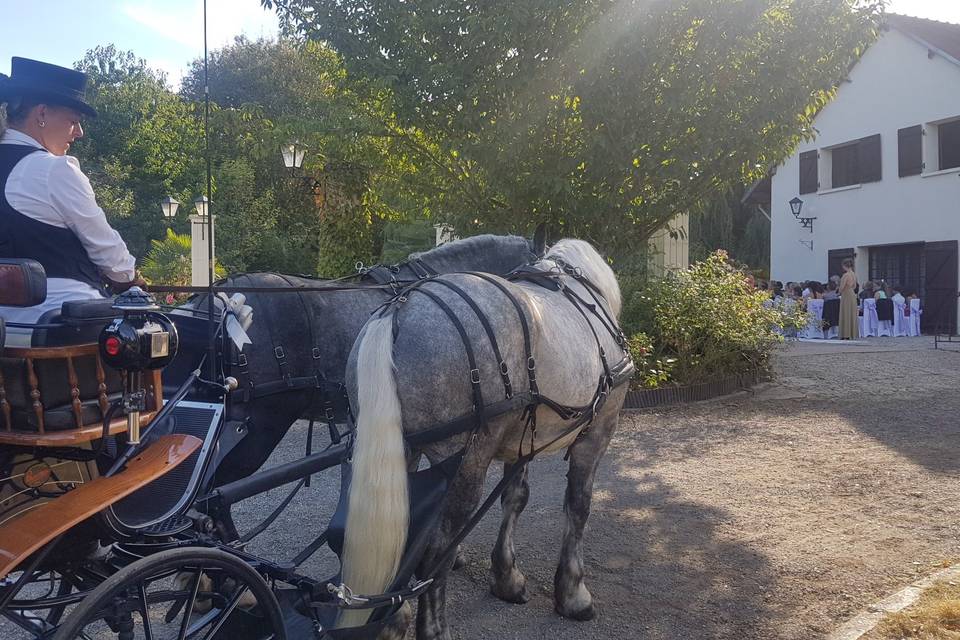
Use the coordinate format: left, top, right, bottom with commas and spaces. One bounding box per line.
532, 223, 547, 257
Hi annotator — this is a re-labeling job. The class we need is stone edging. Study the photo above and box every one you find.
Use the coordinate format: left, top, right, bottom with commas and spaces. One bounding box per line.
827, 563, 960, 640
623, 369, 768, 409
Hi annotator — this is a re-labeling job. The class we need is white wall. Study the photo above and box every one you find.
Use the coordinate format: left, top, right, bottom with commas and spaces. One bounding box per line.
770, 28, 960, 302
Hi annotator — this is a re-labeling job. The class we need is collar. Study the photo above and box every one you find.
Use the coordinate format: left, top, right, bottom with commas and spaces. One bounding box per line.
0, 129, 45, 150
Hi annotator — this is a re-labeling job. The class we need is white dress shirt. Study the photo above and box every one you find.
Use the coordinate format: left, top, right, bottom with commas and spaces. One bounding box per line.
1, 129, 136, 343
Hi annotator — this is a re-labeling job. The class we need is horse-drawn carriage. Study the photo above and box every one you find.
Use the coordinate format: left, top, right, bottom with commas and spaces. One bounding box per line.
0, 233, 633, 640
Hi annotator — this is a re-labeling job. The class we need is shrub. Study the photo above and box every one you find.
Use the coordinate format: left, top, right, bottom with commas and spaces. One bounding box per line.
626, 332, 674, 390
141, 229, 226, 303
634, 250, 806, 385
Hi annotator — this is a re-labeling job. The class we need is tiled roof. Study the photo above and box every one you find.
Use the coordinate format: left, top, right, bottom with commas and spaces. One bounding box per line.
886, 13, 960, 63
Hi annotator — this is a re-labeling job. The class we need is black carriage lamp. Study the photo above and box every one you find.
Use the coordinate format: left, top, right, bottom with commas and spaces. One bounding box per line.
160, 195, 180, 221
789, 196, 804, 218
99, 286, 179, 445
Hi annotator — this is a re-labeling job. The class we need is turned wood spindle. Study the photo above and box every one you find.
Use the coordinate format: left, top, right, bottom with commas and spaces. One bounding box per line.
24, 357, 45, 434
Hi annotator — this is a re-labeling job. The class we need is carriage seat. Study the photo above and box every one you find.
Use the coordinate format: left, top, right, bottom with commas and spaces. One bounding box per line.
0, 299, 128, 436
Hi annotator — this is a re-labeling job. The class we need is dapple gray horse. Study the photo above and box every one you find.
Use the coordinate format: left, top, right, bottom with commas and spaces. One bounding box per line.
182, 234, 539, 491
343, 239, 631, 639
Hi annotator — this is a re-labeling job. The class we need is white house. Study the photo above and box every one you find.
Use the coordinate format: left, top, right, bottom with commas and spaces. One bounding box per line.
766, 14, 960, 335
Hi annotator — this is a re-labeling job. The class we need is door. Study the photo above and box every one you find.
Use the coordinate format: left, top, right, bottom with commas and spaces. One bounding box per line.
827, 248, 855, 281
923, 240, 959, 335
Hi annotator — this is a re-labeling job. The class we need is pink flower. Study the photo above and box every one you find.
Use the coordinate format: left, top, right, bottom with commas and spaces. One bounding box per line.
165, 294, 175, 305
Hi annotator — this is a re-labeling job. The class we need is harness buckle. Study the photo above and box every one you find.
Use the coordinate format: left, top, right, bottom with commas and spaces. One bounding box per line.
499, 361, 509, 376
527, 357, 536, 371
274, 346, 286, 361
312, 347, 322, 360
237, 353, 248, 368
470, 368, 481, 384
397, 295, 408, 304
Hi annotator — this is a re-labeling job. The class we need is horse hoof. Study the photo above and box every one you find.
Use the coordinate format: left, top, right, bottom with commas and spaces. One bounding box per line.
490, 579, 530, 604
452, 547, 467, 571
556, 600, 596, 621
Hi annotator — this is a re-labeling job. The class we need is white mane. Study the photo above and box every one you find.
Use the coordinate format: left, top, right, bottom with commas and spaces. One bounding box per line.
546, 238, 622, 317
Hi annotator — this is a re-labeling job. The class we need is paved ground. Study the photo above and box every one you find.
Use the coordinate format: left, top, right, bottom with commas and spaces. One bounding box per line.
229, 335, 960, 639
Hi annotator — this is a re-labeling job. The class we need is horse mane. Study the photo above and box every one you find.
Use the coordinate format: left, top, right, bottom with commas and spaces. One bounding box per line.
407, 234, 531, 264
546, 239, 622, 318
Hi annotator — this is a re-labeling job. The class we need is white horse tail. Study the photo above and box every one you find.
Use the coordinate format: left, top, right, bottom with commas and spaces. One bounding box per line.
338, 316, 409, 628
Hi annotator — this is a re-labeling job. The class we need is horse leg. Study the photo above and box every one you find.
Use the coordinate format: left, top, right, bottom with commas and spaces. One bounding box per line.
416, 451, 493, 640
489, 461, 530, 603
554, 415, 617, 621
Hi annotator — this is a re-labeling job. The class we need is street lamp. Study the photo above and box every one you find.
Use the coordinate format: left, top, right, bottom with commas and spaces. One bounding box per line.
160, 196, 180, 220
789, 197, 804, 219
281, 140, 307, 174
193, 195, 209, 217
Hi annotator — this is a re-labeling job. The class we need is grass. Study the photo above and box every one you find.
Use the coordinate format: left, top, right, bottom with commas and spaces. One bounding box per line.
867, 581, 960, 639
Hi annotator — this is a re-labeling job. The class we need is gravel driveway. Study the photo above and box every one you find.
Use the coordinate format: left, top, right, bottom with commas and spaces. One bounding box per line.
6, 338, 957, 639
232, 336, 960, 639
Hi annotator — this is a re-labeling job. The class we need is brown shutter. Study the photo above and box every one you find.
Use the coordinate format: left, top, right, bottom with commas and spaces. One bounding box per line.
898, 125, 922, 177
799, 150, 818, 194
857, 134, 882, 183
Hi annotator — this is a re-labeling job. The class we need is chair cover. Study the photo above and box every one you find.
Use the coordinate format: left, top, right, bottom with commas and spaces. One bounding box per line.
860, 298, 878, 337
822, 299, 841, 338
893, 301, 907, 337
909, 298, 922, 336
803, 299, 825, 339
875, 299, 894, 337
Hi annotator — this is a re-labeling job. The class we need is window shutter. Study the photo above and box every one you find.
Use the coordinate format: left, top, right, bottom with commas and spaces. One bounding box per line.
857, 134, 882, 183
799, 150, 818, 194
898, 125, 922, 177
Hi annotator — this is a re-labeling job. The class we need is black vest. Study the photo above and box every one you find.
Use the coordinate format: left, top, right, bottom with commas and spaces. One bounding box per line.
0, 144, 102, 289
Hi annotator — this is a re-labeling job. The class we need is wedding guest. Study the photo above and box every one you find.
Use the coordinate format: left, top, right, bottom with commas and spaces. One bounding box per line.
839, 259, 859, 339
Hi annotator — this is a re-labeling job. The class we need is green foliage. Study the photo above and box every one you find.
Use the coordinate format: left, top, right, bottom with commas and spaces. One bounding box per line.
140, 228, 225, 287
74, 46, 204, 258
265, 0, 882, 263
633, 251, 806, 385
626, 332, 674, 390
691, 187, 770, 276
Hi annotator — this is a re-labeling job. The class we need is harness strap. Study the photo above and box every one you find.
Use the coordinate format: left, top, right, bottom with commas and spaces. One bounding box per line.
423, 278, 514, 399
392, 285, 488, 433
462, 272, 540, 398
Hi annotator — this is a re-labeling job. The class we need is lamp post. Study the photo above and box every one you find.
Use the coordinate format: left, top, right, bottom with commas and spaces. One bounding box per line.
282, 140, 324, 197
160, 196, 180, 224
189, 195, 214, 286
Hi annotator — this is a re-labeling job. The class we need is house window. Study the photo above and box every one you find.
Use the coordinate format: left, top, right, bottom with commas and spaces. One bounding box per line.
831, 143, 860, 188
826, 134, 881, 189
938, 119, 960, 171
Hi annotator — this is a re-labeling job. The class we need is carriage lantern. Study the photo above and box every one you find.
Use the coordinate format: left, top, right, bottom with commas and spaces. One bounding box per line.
99, 287, 179, 443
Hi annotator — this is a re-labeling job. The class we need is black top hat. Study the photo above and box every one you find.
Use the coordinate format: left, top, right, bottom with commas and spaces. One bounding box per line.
0, 57, 97, 118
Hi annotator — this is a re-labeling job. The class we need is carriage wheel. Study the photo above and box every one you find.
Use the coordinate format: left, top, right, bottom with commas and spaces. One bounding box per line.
52, 548, 286, 640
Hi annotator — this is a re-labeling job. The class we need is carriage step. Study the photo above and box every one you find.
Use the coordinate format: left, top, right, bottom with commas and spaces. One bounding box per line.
140, 514, 193, 537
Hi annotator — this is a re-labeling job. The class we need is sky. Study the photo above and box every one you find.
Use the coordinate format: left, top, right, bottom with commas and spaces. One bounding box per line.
0, 0, 280, 88
1, 0, 959, 90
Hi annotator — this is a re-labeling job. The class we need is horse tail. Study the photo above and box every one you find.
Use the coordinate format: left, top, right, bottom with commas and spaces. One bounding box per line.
338, 316, 409, 628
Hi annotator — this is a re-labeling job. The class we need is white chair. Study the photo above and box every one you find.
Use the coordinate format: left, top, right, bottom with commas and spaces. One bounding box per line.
893, 301, 908, 337
803, 299, 825, 339
860, 298, 878, 337
908, 298, 922, 336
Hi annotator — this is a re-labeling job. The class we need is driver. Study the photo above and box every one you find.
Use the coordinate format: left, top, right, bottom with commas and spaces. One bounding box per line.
0, 57, 144, 344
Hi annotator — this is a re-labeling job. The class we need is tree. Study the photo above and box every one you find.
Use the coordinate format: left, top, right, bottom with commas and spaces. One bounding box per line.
74, 46, 205, 258
263, 0, 883, 264
181, 37, 443, 275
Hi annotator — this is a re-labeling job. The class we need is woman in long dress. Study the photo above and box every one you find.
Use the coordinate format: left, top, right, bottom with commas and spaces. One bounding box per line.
839, 258, 860, 339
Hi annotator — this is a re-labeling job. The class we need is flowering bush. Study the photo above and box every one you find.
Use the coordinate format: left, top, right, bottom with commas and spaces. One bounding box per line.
626, 332, 674, 390
623, 251, 806, 386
